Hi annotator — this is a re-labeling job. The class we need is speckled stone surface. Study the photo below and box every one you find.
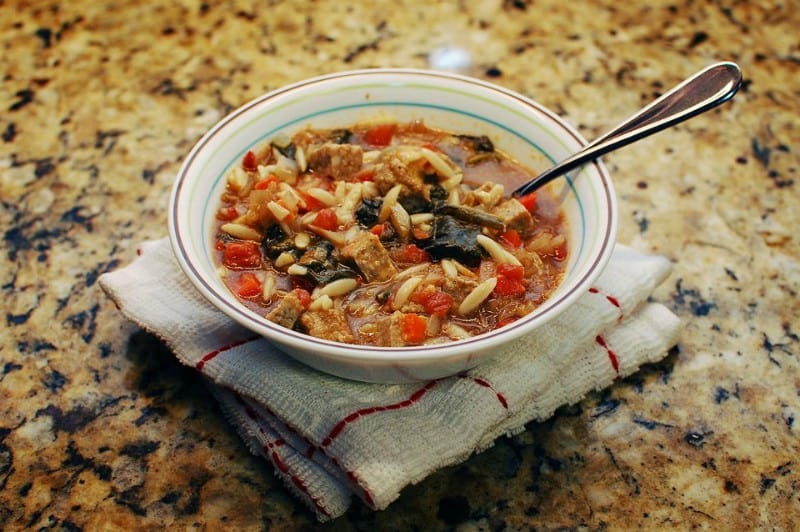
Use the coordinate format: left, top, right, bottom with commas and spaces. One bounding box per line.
2, 0, 798, 529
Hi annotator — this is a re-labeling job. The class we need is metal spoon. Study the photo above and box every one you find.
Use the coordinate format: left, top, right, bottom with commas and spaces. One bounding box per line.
512, 62, 742, 197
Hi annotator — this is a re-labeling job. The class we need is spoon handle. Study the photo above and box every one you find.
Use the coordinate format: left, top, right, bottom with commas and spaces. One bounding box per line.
512, 62, 743, 197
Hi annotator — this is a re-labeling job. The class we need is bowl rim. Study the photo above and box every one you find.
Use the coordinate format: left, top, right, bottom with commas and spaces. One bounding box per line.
168, 68, 617, 363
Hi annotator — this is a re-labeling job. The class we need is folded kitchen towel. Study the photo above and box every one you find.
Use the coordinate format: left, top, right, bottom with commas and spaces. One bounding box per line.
99, 237, 681, 521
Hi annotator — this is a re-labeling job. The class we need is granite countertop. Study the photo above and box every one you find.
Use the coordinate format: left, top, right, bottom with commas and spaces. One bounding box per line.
2, 0, 798, 529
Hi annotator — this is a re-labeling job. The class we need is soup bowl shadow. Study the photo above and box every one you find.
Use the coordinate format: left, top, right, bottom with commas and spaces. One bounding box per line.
168, 69, 617, 383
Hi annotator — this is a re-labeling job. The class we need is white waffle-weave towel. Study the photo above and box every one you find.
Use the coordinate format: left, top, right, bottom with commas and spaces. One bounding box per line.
99, 238, 681, 521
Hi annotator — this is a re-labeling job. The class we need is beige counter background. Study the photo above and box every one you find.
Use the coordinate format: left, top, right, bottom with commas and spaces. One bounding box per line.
1, 0, 798, 529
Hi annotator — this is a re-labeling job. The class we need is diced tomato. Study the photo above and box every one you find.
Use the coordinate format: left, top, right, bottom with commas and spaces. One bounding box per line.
400, 313, 427, 344
370, 223, 385, 237
312, 208, 339, 231
353, 168, 375, 182
363, 123, 396, 147
412, 226, 431, 240
290, 288, 312, 309
496, 263, 524, 281
222, 241, 261, 269
499, 228, 522, 248
242, 150, 257, 171
494, 263, 525, 297
494, 276, 526, 297
215, 240, 225, 251
398, 243, 429, 264
254, 175, 277, 190
518, 191, 537, 213
235, 273, 262, 298
298, 191, 325, 213
216, 206, 238, 221
411, 290, 453, 316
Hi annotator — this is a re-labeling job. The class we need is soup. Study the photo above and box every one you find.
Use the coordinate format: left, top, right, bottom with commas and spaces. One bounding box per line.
212, 120, 567, 346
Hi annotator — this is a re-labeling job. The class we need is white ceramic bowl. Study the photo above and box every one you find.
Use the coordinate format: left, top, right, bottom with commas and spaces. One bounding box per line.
169, 69, 617, 383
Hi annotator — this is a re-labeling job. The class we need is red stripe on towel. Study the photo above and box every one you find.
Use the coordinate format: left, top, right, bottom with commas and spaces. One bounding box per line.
321, 380, 438, 447
269, 447, 332, 518
235, 391, 386, 510
300, 441, 378, 507
196, 335, 259, 370
348, 471, 375, 507
595, 335, 620, 375
235, 395, 331, 519
465, 376, 509, 409
236, 393, 376, 510
588, 287, 623, 321
262, 438, 285, 450
326, 455, 376, 508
